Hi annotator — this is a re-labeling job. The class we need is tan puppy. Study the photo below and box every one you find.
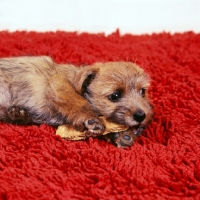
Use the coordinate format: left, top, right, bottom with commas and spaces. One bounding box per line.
0, 56, 153, 147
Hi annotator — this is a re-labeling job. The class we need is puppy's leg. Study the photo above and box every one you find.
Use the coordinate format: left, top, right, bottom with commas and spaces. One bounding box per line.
7, 106, 31, 124
49, 74, 105, 136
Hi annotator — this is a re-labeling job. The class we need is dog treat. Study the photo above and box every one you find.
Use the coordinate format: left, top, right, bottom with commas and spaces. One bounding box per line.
56, 116, 128, 140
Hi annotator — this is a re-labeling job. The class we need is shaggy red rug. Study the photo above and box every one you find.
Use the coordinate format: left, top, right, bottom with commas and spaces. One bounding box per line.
0, 30, 200, 200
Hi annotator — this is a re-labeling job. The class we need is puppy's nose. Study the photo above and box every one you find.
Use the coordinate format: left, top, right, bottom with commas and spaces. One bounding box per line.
133, 109, 146, 122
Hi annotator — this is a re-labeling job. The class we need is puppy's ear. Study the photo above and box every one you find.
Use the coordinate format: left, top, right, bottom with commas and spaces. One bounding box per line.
74, 65, 100, 95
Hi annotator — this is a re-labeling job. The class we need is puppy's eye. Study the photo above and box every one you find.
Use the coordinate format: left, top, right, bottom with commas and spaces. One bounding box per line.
108, 91, 122, 102
139, 88, 146, 97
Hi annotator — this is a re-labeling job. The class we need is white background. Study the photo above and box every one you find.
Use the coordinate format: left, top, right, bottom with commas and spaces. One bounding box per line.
0, 0, 199, 34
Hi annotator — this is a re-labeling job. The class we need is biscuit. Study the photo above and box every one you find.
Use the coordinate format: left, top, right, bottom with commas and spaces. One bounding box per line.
56, 116, 128, 140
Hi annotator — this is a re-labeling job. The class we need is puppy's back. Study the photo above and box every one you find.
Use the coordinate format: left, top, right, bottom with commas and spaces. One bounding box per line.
0, 56, 54, 107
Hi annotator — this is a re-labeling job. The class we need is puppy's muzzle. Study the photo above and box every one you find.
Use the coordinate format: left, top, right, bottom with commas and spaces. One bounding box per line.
108, 106, 147, 127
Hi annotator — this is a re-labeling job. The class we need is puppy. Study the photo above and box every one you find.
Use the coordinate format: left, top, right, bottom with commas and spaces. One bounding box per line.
0, 56, 153, 147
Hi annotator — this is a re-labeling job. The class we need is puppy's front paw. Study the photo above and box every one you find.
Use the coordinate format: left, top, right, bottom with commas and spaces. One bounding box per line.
111, 130, 137, 148
84, 118, 105, 137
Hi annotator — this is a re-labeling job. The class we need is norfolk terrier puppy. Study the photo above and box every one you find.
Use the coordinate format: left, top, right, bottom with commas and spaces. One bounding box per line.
0, 56, 153, 147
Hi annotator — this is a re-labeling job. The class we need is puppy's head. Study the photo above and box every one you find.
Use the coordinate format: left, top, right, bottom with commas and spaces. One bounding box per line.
74, 62, 153, 134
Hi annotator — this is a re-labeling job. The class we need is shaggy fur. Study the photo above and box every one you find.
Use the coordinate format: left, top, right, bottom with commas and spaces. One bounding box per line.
0, 56, 153, 147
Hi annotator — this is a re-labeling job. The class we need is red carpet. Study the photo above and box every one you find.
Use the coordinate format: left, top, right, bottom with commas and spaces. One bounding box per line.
0, 30, 200, 199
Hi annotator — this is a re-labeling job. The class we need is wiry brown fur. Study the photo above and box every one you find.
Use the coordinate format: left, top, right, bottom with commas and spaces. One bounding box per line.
0, 56, 153, 147
74, 62, 153, 128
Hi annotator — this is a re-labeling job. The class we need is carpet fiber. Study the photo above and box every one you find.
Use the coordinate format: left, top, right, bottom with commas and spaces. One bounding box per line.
0, 30, 200, 200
